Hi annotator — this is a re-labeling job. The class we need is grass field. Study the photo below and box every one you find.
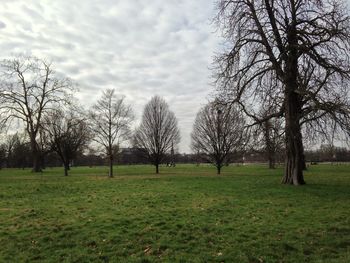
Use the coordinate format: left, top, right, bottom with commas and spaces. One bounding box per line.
0, 164, 349, 262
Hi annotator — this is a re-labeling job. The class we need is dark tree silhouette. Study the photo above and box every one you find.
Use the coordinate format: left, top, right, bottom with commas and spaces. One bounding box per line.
44, 109, 90, 176
1, 133, 31, 169
214, 0, 350, 185
0, 56, 73, 172
134, 96, 180, 174
191, 102, 246, 174
89, 89, 134, 178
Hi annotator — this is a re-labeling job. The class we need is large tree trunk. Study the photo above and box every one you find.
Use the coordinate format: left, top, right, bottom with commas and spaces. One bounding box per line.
31, 140, 42, 173
282, 20, 306, 186
282, 87, 306, 185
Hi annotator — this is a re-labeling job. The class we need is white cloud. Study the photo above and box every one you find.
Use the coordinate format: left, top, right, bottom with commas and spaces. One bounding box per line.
0, 0, 221, 152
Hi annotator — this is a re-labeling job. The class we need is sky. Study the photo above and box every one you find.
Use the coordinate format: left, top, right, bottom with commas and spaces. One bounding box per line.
0, 0, 221, 153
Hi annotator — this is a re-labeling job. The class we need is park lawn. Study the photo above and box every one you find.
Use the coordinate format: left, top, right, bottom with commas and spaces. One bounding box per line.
0, 164, 349, 262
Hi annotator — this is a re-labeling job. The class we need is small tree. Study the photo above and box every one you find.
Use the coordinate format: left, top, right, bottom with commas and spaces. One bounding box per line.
89, 89, 134, 178
134, 96, 180, 174
0, 56, 73, 172
251, 113, 284, 169
44, 109, 90, 176
191, 102, 246, 174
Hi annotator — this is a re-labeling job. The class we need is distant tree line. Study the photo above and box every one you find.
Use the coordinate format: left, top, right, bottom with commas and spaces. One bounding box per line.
0, 56, 182, 176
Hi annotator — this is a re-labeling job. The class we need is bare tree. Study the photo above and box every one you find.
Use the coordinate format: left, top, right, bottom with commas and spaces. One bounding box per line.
134, 96, 180, 174
214, 0, 350, 185
191, 102, 246, 174
251, 117, 284, 169
0, 56, 73, 172
89, 89, 134, 178
43, 109, 90, 176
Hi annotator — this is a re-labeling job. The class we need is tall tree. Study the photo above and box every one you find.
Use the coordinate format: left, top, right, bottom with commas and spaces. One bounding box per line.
43, 109, 90, 176
0, 56, 73, 172
191, 102, 246, 174
89, 89, 134, 178
134, 96, 180, 174
214, 0, 350, 185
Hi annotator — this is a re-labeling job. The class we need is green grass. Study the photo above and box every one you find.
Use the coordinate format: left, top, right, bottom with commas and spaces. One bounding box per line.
0, 164, 349, 262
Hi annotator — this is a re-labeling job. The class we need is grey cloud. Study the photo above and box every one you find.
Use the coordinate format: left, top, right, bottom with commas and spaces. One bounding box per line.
0, 21, 6, 29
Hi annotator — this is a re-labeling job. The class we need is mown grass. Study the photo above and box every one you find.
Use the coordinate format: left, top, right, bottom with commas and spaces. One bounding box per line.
0, 164, 349, 262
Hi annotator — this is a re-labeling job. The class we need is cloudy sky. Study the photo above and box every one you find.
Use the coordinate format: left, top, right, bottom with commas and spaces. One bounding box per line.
0, 0, 221, 153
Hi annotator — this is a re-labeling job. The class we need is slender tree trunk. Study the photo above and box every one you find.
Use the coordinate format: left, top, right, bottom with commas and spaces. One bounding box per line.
109, 154, 113, 178
264, 121, 276, 169
155, 163, 159, 174
217, 165, 221, 175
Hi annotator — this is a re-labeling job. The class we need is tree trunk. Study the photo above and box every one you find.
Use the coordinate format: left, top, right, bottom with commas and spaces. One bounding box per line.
264, 121, 276, 169
217, 165, 221, 175
282, 21, 305, 185
282, 89, 306, 185
64, 163, 69, 176
268, 155, 276, 169
155, 163, 159, 174
31, 141, 42, 173
108, 154, 113, 178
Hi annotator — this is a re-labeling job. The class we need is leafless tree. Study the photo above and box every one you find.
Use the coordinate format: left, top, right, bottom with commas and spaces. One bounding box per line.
214, 0, 350, 185
251, 117, 284, 169
0, 56, 73, 172
191, 102, 246, 174
89, 89, 134, 178
134, 96, 180, 174
43, 109, 90, 176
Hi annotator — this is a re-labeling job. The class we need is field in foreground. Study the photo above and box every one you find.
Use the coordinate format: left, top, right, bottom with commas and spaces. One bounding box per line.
0, 164, 349, 262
